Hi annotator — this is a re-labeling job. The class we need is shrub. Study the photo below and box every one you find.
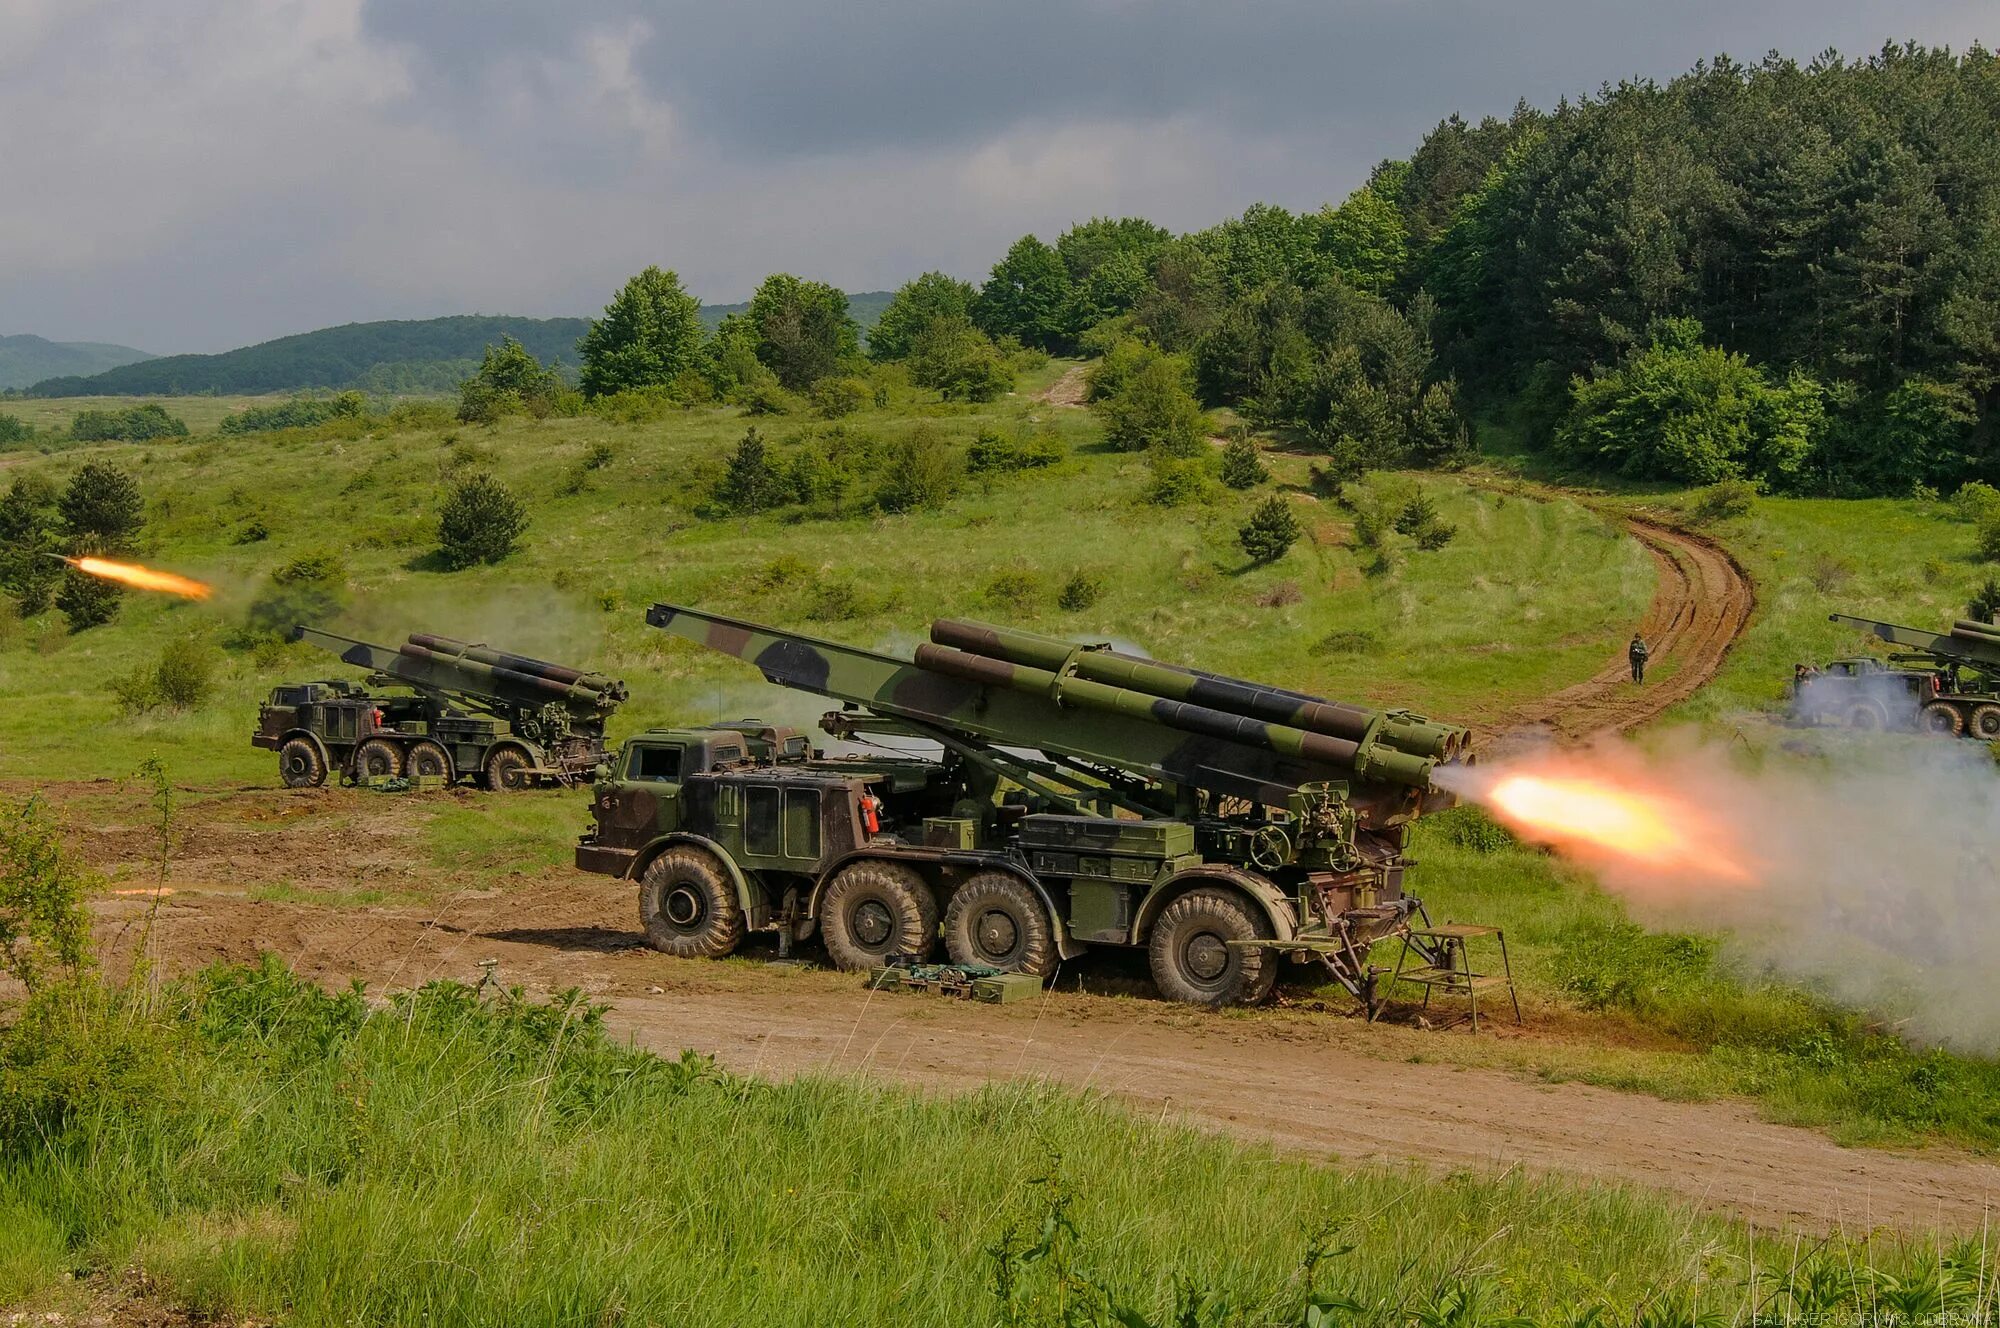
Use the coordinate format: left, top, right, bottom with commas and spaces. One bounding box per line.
1256, 581, 1304, 607
1429, 806, 1516, 852
0, 474, 62, 615
1688, 477, 1757, 524
0, 794, 93, 991
1393, 491, 1456, 550
457, 337, 569, 424
219, 393, 364, 435
55, 567, 121, 632
1238, 495, 1303, 562
1145, 455, 1210, 507
810, 376, 871, 419
242, 551, 348, 643
108, 663, 161, 715
968, 429, 1065, 474
1057, 570, 1104, 612
1977, 511, 2000, 564
908, 316, 1013, 402
983, 568, 1042, 610
802, 577, 865, 621
69, 403, 187, 443
1950, 482, 2000, 524
155, 636, 218, 709
0, 414, 33, 446
1809, 554, 1854, 594
1095, 350, 1205, 456
1315, 628, 1377, 654
1219, 434, 1268, 489
877, 426, 960, 513
436, 473, 529, 569
1969, 578, 2000, 624
713, 428, 784, 515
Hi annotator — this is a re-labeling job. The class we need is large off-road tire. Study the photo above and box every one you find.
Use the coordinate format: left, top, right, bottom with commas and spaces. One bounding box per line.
483, 745, 534, 791
1920, 701, 1966, 737
1842, 700, 1887, 732
819, 860, 938, 971
406, 740, 454, 781
942, 872, 1056, 977
1970, 705, 2000, 740
278, 737, 327, 789
352, 737, 404, 780
638, 846, 745, 959
1146, 886, 1276, 1008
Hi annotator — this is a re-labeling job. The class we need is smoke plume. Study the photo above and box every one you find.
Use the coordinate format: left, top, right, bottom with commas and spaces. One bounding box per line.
1440, 732, 2000, 1052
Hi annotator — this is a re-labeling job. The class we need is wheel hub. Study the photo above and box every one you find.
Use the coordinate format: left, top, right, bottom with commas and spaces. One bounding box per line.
1185, 932, 1229, 982
975, 909, 1019, 959
665, 886, 704, 928
853, 899, 894, 947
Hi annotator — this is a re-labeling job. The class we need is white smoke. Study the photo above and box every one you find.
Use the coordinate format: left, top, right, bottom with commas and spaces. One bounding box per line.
1442, 731, 2000, 1052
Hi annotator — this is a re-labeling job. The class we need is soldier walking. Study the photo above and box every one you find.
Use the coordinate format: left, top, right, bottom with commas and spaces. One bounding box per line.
1628, 633, 1650, 684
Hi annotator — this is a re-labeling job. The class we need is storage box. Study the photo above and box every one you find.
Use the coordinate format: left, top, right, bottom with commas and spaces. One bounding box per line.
972, 972, 1045, 1004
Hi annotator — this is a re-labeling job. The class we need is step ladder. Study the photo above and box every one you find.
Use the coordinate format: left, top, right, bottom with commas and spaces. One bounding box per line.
1373, 923, 1520, 1032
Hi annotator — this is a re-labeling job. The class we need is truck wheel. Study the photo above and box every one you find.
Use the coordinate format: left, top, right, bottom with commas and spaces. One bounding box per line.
1971, 705, 2000, 740
638, 847, 745, 959
353, 737, 404, 780
1147, 886, 1276, 1007
1920, 701, 1966, 737
943, 872, 1055, 977
1842, 700, 1886, 732
278, 738, 326, 789
406, 740, 453, 780
484, 746, 533, 790
820, 860, 938, 971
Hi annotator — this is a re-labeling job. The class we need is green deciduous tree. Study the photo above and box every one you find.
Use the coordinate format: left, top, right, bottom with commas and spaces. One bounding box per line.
578, 266, 705, 397
907, 315, 1013, 402
436, 472, 529, 569
974, 236, 1073, 351
1311, 187, 1409, 294
869, 273, 976, 362
1092, 349, 1206, 456
749, 274, 859, 390
458, 336, 567, 423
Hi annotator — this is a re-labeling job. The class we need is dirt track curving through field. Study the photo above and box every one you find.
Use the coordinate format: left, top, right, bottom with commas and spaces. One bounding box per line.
1484, 515, 1756, 751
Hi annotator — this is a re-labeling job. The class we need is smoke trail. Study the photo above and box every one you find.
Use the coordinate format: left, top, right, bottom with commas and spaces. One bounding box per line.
1440, 732, 2000, 1052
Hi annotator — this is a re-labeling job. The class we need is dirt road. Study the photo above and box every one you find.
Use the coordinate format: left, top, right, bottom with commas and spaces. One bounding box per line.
1485, 516, 1755, 751
96, 871, 1999, 1235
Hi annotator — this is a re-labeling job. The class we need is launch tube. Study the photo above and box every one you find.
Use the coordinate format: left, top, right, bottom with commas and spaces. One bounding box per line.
911, 643, 1435, 788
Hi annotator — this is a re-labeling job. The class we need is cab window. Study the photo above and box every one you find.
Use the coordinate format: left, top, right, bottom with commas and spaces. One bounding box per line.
628, 744, 686, 781
783, 788, 820, 857
745, 785, 781, 855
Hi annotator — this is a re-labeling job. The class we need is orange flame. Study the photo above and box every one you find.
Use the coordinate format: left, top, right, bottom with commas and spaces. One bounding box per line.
67, 556, 213, 600
1483, 771, 1751, 883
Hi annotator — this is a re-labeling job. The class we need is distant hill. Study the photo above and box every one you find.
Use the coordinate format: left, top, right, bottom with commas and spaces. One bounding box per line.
0, 334, 155, 391
25, 294, 898, 397
26, 316, 592, 397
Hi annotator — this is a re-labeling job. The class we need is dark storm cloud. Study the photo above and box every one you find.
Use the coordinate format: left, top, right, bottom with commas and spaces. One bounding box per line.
4, 0, 1992, 352
362, 0, 1993, 160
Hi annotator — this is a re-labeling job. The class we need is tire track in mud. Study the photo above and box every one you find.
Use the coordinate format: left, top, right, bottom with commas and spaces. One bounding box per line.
1481, 510, 1756, 753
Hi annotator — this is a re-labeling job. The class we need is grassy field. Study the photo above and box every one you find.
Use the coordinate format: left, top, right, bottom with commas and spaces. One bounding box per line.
0, 393, 296, 437
0, 362, 1649, 786
2, 961, 1990, 1326
7, 371, 2000, 1160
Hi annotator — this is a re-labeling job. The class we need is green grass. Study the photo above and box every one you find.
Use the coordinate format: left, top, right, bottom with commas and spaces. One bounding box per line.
0, 393, 292, 437
0, 365, 1646, 787
3, 961, 1991, 1326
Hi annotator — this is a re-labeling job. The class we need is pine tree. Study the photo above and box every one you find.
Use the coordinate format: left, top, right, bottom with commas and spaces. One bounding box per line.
1238, 495, 1303, 563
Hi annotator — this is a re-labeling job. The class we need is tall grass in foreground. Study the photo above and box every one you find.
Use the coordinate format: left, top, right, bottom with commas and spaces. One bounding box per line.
2, 959, 1993, 1326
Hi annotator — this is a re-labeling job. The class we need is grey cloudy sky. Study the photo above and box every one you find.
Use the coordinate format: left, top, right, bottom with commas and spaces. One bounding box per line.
3, 0, 1991, 353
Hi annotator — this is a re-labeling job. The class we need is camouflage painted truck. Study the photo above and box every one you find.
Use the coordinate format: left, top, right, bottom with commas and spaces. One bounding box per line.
574, 603, 1474, 1008
253, 627, 627, 789
1805, 613, 2000, 738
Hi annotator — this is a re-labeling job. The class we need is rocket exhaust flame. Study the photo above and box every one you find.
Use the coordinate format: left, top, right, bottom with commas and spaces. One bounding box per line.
64, 555, 213, 600
1439, 755, 1753, 887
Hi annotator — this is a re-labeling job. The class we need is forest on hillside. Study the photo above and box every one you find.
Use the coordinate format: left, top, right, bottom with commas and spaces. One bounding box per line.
944, 44, 1998, 497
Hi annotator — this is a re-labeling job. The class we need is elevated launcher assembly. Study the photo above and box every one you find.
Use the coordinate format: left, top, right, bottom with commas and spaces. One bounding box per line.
258, 627, 627, 787
1828, 613, 2000, 737
646, 603, 1478, 1006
